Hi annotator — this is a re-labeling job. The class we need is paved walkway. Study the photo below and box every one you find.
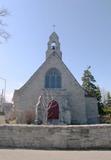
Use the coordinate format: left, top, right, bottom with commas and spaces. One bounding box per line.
0, 150, 111, 160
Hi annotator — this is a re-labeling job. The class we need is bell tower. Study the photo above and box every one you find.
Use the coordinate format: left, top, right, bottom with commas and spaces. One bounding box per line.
46, 32, 62, 59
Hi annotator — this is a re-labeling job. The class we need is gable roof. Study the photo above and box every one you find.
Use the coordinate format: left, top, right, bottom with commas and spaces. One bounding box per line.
13, 53, 84, 99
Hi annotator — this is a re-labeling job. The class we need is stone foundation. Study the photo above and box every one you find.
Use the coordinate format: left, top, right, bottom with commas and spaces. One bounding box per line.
0, 124, 111, 149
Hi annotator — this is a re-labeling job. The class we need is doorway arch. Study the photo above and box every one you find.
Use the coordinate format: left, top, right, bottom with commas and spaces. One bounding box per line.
47, 100, 59, 120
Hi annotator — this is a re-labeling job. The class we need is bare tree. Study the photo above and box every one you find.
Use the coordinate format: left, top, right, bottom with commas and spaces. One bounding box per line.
0, 8, 10, 43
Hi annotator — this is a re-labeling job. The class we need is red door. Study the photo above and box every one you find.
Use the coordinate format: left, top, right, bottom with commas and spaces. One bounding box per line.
47, 100, 59, 119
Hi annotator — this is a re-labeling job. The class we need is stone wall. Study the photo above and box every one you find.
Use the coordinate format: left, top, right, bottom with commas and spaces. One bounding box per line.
0, 124, 111, 149
85, 97, 99, 124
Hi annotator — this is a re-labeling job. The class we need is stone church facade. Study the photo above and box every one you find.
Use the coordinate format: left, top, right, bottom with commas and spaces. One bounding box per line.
13, 32, 99, 124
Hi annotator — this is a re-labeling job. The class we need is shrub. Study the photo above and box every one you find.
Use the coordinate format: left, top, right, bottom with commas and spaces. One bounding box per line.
25, 110, 35, 124
0, 111, 5, 115
98, 102, 104, 115
100, 115, 111, 124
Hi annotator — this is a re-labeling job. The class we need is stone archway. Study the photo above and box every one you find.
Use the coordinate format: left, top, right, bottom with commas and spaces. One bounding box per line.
47, 100, 59, 120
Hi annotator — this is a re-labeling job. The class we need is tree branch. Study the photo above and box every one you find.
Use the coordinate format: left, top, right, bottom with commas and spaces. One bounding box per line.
0, 8, 9, 43
0, 9, 8, 16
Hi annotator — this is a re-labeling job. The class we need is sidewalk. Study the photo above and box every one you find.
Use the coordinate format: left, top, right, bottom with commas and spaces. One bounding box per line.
0, 149, 111, 160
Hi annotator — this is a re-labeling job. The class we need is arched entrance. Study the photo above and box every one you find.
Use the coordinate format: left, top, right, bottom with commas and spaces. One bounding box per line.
47, 100, 59, 120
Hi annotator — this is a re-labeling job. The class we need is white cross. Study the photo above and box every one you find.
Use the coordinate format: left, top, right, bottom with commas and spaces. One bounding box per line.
52, 24, 56, 32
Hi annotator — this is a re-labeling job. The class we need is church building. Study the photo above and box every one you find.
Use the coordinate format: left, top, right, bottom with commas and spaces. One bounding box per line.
13, 32, 99, 124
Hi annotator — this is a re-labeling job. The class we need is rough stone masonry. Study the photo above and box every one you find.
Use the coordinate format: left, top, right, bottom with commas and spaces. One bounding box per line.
0, 124, 111, 149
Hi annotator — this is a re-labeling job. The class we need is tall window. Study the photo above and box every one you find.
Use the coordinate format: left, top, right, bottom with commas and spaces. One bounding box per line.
45, 68, 61, 88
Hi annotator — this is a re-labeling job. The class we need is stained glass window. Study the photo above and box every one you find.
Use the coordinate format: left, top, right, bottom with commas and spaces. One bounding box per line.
45, 68, 61, 88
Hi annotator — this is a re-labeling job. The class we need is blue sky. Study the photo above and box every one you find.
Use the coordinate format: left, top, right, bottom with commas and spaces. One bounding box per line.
0, 0, 111, 101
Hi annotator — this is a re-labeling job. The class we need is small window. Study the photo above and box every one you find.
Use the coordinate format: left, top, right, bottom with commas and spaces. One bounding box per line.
51, 42, 56, 50
45, 68, 61, 88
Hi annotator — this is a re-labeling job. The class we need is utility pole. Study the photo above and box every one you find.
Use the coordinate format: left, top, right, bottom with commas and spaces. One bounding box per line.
0, 77, 6, 112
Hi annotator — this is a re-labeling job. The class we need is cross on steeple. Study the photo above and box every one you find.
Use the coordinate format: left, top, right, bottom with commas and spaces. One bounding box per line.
52, 24, 56, 32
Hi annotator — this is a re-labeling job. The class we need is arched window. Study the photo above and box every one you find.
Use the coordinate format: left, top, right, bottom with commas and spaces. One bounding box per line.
45, 68, 61, 88
51, 42, 56, 50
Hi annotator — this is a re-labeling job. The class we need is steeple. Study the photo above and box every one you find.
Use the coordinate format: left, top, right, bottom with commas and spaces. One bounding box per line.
46, 32, 62, 59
